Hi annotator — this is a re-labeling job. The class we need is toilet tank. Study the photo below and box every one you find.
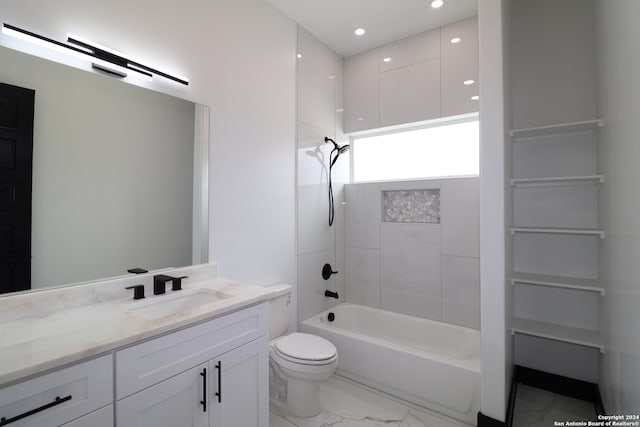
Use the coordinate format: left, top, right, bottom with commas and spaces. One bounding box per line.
266, 284, 292, 339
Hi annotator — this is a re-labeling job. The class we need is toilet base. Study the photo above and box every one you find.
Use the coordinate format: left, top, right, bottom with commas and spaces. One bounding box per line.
269, 362, 288, 415
286, 378, 322, 418
268, 337, 338, 418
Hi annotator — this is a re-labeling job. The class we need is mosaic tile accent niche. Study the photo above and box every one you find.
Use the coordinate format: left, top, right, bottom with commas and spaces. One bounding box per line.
382, 189, 440, 223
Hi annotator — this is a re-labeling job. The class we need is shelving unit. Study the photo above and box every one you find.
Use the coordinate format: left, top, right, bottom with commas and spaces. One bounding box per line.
512, 318, 604, 353
510, 119, 605, 365
507, 0, 605, 398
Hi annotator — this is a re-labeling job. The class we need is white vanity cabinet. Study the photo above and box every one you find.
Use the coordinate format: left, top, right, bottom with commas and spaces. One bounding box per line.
0, 355, 113, 427
60, 405, 113, 427
208, 336, 268, 427
116, 363, 209, 427
115, 303, 269, 427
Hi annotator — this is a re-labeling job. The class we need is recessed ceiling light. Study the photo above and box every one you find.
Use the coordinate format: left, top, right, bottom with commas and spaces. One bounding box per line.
431, 0, 444, 8
471, 95, 479, 101
297, 53, 302, 59
354, 28, 366, 36
464, 79, 475, 85
451, 37, 461, 44
357, 117, 364, 121
383, 57, 392, 63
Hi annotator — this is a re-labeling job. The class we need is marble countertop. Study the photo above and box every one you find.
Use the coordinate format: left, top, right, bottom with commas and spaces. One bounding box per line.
0, 265, 279, 387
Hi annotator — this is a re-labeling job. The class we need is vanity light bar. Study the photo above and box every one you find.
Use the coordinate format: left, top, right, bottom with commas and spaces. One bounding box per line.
2, 23, 89, 56
67, 34, 188, 85
2, 23, 143, 81
1, 23, 188, 85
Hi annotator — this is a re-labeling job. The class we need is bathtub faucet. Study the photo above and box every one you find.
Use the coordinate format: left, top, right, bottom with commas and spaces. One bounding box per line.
324, 290, 339, 299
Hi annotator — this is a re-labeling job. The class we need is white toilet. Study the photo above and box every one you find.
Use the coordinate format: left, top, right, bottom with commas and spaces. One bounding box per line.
268, 284, 338, 418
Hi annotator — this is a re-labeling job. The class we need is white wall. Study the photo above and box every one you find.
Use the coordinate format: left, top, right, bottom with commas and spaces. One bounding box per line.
344, 178, 480, 329
595, 0, 640, 414
510, 0, 597, 129
206, 1, 296, 288
1, 0, 297, 288
344, 17, 479, 134
478, 0, 509, 421
296, 26, 347, 323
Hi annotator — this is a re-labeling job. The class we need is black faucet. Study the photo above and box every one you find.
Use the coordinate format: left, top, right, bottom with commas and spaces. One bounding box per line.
324, 290, 339, 299
153, 274, 188, 295
126, 284, 145, 300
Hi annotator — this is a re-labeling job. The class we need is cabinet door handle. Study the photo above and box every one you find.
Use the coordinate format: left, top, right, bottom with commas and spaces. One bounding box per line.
0, 395, 72, 426
200, 368, 207, 412
215, 361, 222, 403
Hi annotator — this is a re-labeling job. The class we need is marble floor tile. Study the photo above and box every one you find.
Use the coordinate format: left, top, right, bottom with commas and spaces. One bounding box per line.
513, 384, 597, 427
284, 376, 408, 427
271, 375, 599, 427
400, 408, 472, 427
272, 375, 470, 427
271, 412, 298, 427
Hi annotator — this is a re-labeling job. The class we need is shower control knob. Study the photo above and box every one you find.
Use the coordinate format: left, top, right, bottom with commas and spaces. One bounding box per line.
322, 263, 338, 280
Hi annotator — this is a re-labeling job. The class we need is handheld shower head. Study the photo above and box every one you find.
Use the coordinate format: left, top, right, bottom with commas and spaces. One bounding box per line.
324, 136, 350, 227
324, 136, 350, 155
337, 144, 351, 155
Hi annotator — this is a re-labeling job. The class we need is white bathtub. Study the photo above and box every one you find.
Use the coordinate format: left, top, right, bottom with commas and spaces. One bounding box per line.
300, 303, 480, 424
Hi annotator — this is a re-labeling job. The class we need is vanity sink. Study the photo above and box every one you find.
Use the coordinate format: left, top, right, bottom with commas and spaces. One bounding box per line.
126, 288, 232, 320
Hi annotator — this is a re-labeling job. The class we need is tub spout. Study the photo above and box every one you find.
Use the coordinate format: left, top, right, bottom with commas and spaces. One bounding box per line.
324, 290, 339, 299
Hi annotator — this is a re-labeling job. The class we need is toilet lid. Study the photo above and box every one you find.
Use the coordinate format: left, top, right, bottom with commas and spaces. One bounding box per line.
274, 333, 336, 361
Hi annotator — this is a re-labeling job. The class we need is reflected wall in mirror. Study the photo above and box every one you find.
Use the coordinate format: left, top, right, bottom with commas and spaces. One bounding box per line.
0, 45, 208, 294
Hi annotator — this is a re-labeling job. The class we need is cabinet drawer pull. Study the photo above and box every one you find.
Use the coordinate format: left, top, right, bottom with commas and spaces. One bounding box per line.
200, 368, 207, 412
215, 361, 222, 403
0, 395, 72, 426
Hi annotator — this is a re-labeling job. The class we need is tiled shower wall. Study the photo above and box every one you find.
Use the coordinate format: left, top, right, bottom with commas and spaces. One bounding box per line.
344, 178, 480, 329
296, 26, 347, 324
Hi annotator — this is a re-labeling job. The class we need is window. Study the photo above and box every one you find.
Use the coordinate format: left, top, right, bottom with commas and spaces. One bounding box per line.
351, 117, 479, 182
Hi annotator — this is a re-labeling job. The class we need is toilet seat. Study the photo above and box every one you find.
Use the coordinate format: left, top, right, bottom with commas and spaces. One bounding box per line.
273, 333, 337, 366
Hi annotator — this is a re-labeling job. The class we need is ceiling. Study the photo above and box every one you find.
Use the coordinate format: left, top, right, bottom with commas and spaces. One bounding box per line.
267, 0, 478, 58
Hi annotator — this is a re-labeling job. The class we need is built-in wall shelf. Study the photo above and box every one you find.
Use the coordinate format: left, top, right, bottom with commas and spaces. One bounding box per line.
511, 227, 605, 238
511, 272, 605, 295
510, 119, 603, 139
511, 317, 604, 353
510, 175, 605, 187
